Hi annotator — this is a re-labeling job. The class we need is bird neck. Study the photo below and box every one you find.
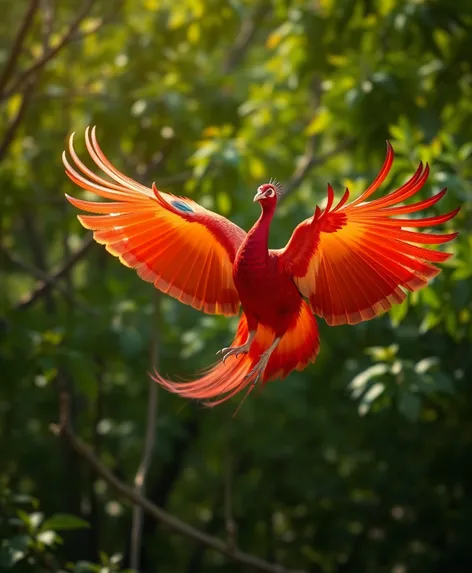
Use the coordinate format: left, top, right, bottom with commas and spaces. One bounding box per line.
247, 206, 275, 254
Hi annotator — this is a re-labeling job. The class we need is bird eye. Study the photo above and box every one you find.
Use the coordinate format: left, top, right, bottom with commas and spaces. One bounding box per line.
265, 188, 275, 198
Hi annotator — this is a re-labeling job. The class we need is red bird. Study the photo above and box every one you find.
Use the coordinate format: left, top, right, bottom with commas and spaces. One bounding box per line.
63, 127, 459, 406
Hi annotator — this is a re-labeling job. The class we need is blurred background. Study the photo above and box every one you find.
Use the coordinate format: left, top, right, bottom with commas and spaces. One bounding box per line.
1, 0, 472, 572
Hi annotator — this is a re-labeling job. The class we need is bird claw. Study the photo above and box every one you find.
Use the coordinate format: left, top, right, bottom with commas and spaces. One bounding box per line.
216, 345, 248, 364
244, 362, 265, 386
251, 373, 262, 386
244, 347, 274, 385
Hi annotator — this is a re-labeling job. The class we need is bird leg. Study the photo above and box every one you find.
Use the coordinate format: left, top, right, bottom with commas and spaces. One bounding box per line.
217, 330, 256, 364
245, 336, 281, 385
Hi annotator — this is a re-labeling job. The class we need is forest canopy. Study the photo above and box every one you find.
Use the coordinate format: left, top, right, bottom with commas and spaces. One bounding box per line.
1, 1, 471, 572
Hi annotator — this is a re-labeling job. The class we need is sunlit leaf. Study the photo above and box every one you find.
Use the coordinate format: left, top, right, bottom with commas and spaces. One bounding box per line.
306, 108, 332, 136
37, 530, 56, 546
414, 357, 439, 374
359, 383, 385, 416
349, 364, 388, 399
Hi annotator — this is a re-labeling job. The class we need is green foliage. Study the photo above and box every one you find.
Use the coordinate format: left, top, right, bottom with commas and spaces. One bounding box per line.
0, 488, 127, 572
349, 344, 455, 420
1, 0, 472, 572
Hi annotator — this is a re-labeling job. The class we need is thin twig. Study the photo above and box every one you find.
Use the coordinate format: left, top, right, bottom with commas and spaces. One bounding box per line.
280, 137, 357, 200
130, 294, 160, 572
20, 209, 56, 312
1, 0, 97, 101
224, 3, 271, 73
40, 0, 56, 49
0, 0, 39, 95
51, 392, 304, 573
88, 356, 105, 557
184, 455, 251, 573
15, 234, 94, 311
1, 246, 96, 314
277, 76, 358, 200
0, 0, 55, 162
0, 80, 36, 163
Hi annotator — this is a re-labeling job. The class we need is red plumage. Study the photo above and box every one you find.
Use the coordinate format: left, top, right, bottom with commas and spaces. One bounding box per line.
63, 128, 460, 406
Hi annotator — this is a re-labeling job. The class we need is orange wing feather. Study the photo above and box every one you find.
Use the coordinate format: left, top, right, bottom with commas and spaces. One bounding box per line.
63, 127, 246, 315
278, 142, 459, 326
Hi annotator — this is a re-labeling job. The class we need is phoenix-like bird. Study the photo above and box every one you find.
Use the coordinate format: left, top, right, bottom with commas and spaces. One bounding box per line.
63, 127, 459, 406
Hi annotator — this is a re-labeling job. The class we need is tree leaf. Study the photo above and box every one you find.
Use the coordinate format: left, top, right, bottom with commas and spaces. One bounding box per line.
349, 363, 388, 398
41, 514, 89, 532
37, 530, 57, 546
358, 382, 385, 416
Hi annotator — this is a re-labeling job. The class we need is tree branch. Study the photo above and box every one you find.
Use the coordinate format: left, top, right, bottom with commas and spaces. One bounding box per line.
1, 246, 96, 314
276, 76, 357, 201
128, 411, 199, 568
1, 0, 97, 101
0, 0, 57, 163
130, 294, 160, 571
0, 0, 39, 95
0, 79, 36, 162
184, 455, 252, 573
15, 234, 94, 311
280, 137, 357, 201
51, 392, 304, 573
39, 0, 56, 51
20, 208, 56, 312
224, 3, 272, 73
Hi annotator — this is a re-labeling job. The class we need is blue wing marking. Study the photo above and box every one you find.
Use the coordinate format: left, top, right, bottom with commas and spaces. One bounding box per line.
171, 200, 194, 214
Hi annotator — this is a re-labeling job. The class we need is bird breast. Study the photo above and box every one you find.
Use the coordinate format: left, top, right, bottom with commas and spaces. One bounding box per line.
233, 248, 300, 322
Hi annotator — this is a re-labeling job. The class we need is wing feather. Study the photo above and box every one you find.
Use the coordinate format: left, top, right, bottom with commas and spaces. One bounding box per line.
277, 142, 459, 326
63, 127, 246, 315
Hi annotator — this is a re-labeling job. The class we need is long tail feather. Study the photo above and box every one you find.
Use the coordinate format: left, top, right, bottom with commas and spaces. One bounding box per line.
153, 304, 319, 406
152, 314, 255, 406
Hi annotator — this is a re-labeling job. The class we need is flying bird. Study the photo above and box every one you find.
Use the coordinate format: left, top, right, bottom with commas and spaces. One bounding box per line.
63, 127, 459, 406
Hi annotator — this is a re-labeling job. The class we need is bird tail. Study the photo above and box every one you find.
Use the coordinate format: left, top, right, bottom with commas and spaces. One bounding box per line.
153, 302, 319, 406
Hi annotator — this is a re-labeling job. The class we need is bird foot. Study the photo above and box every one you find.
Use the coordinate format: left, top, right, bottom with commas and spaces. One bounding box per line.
244, 350, 271, 386
216, 343, 249, 364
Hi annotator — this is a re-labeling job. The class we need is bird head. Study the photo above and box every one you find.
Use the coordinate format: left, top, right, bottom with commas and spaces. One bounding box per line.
253, 180, 283, 207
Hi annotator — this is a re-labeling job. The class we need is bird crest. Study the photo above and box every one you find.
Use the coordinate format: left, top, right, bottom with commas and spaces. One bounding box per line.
268, 177, 284, 198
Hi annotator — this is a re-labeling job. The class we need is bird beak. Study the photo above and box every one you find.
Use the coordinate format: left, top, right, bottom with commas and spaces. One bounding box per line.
253, 190, 265, 203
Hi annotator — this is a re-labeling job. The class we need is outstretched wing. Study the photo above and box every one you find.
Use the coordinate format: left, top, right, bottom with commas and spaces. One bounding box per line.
63, 127, 246, 315
277, 142, 460, 326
